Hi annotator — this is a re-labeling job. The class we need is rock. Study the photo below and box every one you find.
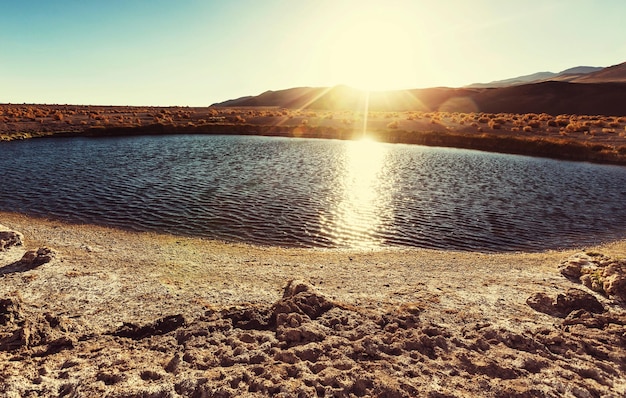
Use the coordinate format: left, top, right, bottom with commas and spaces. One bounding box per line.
282, 279, 315, 298
558, 252, 626, 304
271, 281, 335, 346
0, 227, 23, 251
555, 288, 604, 314
221, 306, 272, 330
0, 304, 75, 353
273, 280, 334, 322
165, 353, 182, 374
602, 262, 626, 304
526, 288, 604, 317
0, 297, 23, 326
276, 322, 329, 345
13, 247, 56, 270
112, 314, 186, 340
558, 261, 582, 279
563, 309, 608, 328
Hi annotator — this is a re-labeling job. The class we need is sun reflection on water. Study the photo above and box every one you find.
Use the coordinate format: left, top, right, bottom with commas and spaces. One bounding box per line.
321, 137, 392, 248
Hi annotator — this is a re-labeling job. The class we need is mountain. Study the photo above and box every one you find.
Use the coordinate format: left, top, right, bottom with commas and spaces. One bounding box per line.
570, 62, 626, 83
467, 65, 605, 88
212, 61, 626, 116
214, 86, 482, 113
559, 66, 603, 75
471, 81, 626, 115
213, 81, 626, 116
467, 71, 558, 88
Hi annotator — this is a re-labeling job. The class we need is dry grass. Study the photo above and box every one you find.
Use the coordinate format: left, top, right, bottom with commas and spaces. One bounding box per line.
1, 104, 626, 163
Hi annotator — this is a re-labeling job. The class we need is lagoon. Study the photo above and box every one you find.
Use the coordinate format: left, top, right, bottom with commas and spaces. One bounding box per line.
1, 134, 625, 251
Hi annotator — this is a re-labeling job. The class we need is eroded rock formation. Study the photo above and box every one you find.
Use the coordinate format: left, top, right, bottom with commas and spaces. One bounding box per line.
559, 252, 626, 304
0, 224, 23, 252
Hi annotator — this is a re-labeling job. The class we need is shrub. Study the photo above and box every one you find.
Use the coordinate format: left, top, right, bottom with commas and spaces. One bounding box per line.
538, 113, 552, 121
565, 122, 587, 133
488, 120, 501, 129
387, 120, 399, 129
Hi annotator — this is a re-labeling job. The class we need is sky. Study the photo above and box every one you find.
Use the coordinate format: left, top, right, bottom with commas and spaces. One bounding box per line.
1, 0, 625, 106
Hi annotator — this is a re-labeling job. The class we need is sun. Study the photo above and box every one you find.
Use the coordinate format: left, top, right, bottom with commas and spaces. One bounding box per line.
325, 6, 422, 91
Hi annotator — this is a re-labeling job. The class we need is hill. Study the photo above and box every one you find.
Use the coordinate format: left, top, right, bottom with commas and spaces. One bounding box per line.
571, 61, 626, 83
466, 62, 626, 88
213, 81, 626, 116
467, 66, 603, 88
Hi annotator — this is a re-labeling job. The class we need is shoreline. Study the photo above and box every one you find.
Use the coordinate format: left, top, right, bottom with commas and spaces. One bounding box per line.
1, 212, 625, 396
7, 122, 626, 167
2, 104, 626, 166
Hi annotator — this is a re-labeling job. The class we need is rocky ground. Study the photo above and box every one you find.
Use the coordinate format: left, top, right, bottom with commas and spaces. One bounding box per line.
1, 214, 625, 397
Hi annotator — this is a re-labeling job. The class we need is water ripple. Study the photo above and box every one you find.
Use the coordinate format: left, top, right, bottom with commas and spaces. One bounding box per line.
1, 135, 626, 252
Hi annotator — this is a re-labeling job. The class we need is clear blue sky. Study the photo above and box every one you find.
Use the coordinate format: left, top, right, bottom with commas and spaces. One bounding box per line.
1, 0, 625, 106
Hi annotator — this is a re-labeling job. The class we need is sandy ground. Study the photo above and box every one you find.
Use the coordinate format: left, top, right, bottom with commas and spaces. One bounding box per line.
1, 212, 625, 397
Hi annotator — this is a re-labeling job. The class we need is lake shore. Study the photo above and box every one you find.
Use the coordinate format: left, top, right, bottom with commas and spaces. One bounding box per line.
1, 212, 625, 397
2, 104, 626, 165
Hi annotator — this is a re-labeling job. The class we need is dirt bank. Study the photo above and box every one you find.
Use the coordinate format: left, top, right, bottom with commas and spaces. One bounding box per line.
2, 104, 626, 165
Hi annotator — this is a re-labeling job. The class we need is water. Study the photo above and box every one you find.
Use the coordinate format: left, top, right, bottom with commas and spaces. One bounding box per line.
1, 134, 625, 251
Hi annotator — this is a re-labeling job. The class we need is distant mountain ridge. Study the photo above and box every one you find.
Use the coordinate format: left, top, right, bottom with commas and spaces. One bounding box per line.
571, 62, 626, 83
467, 66, 604, 88
213, 61, 626, 116
467, 62, 626, 88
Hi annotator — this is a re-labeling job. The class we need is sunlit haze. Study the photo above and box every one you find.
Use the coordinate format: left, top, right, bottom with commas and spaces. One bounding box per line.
1, 0, 625, 106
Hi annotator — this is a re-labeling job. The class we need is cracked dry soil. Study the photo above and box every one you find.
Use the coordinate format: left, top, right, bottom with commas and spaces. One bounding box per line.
1, 214, 625, 397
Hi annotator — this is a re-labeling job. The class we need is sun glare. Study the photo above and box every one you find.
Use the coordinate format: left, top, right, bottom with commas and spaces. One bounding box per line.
325, 7, 422, 91
321, 138, 391, 248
